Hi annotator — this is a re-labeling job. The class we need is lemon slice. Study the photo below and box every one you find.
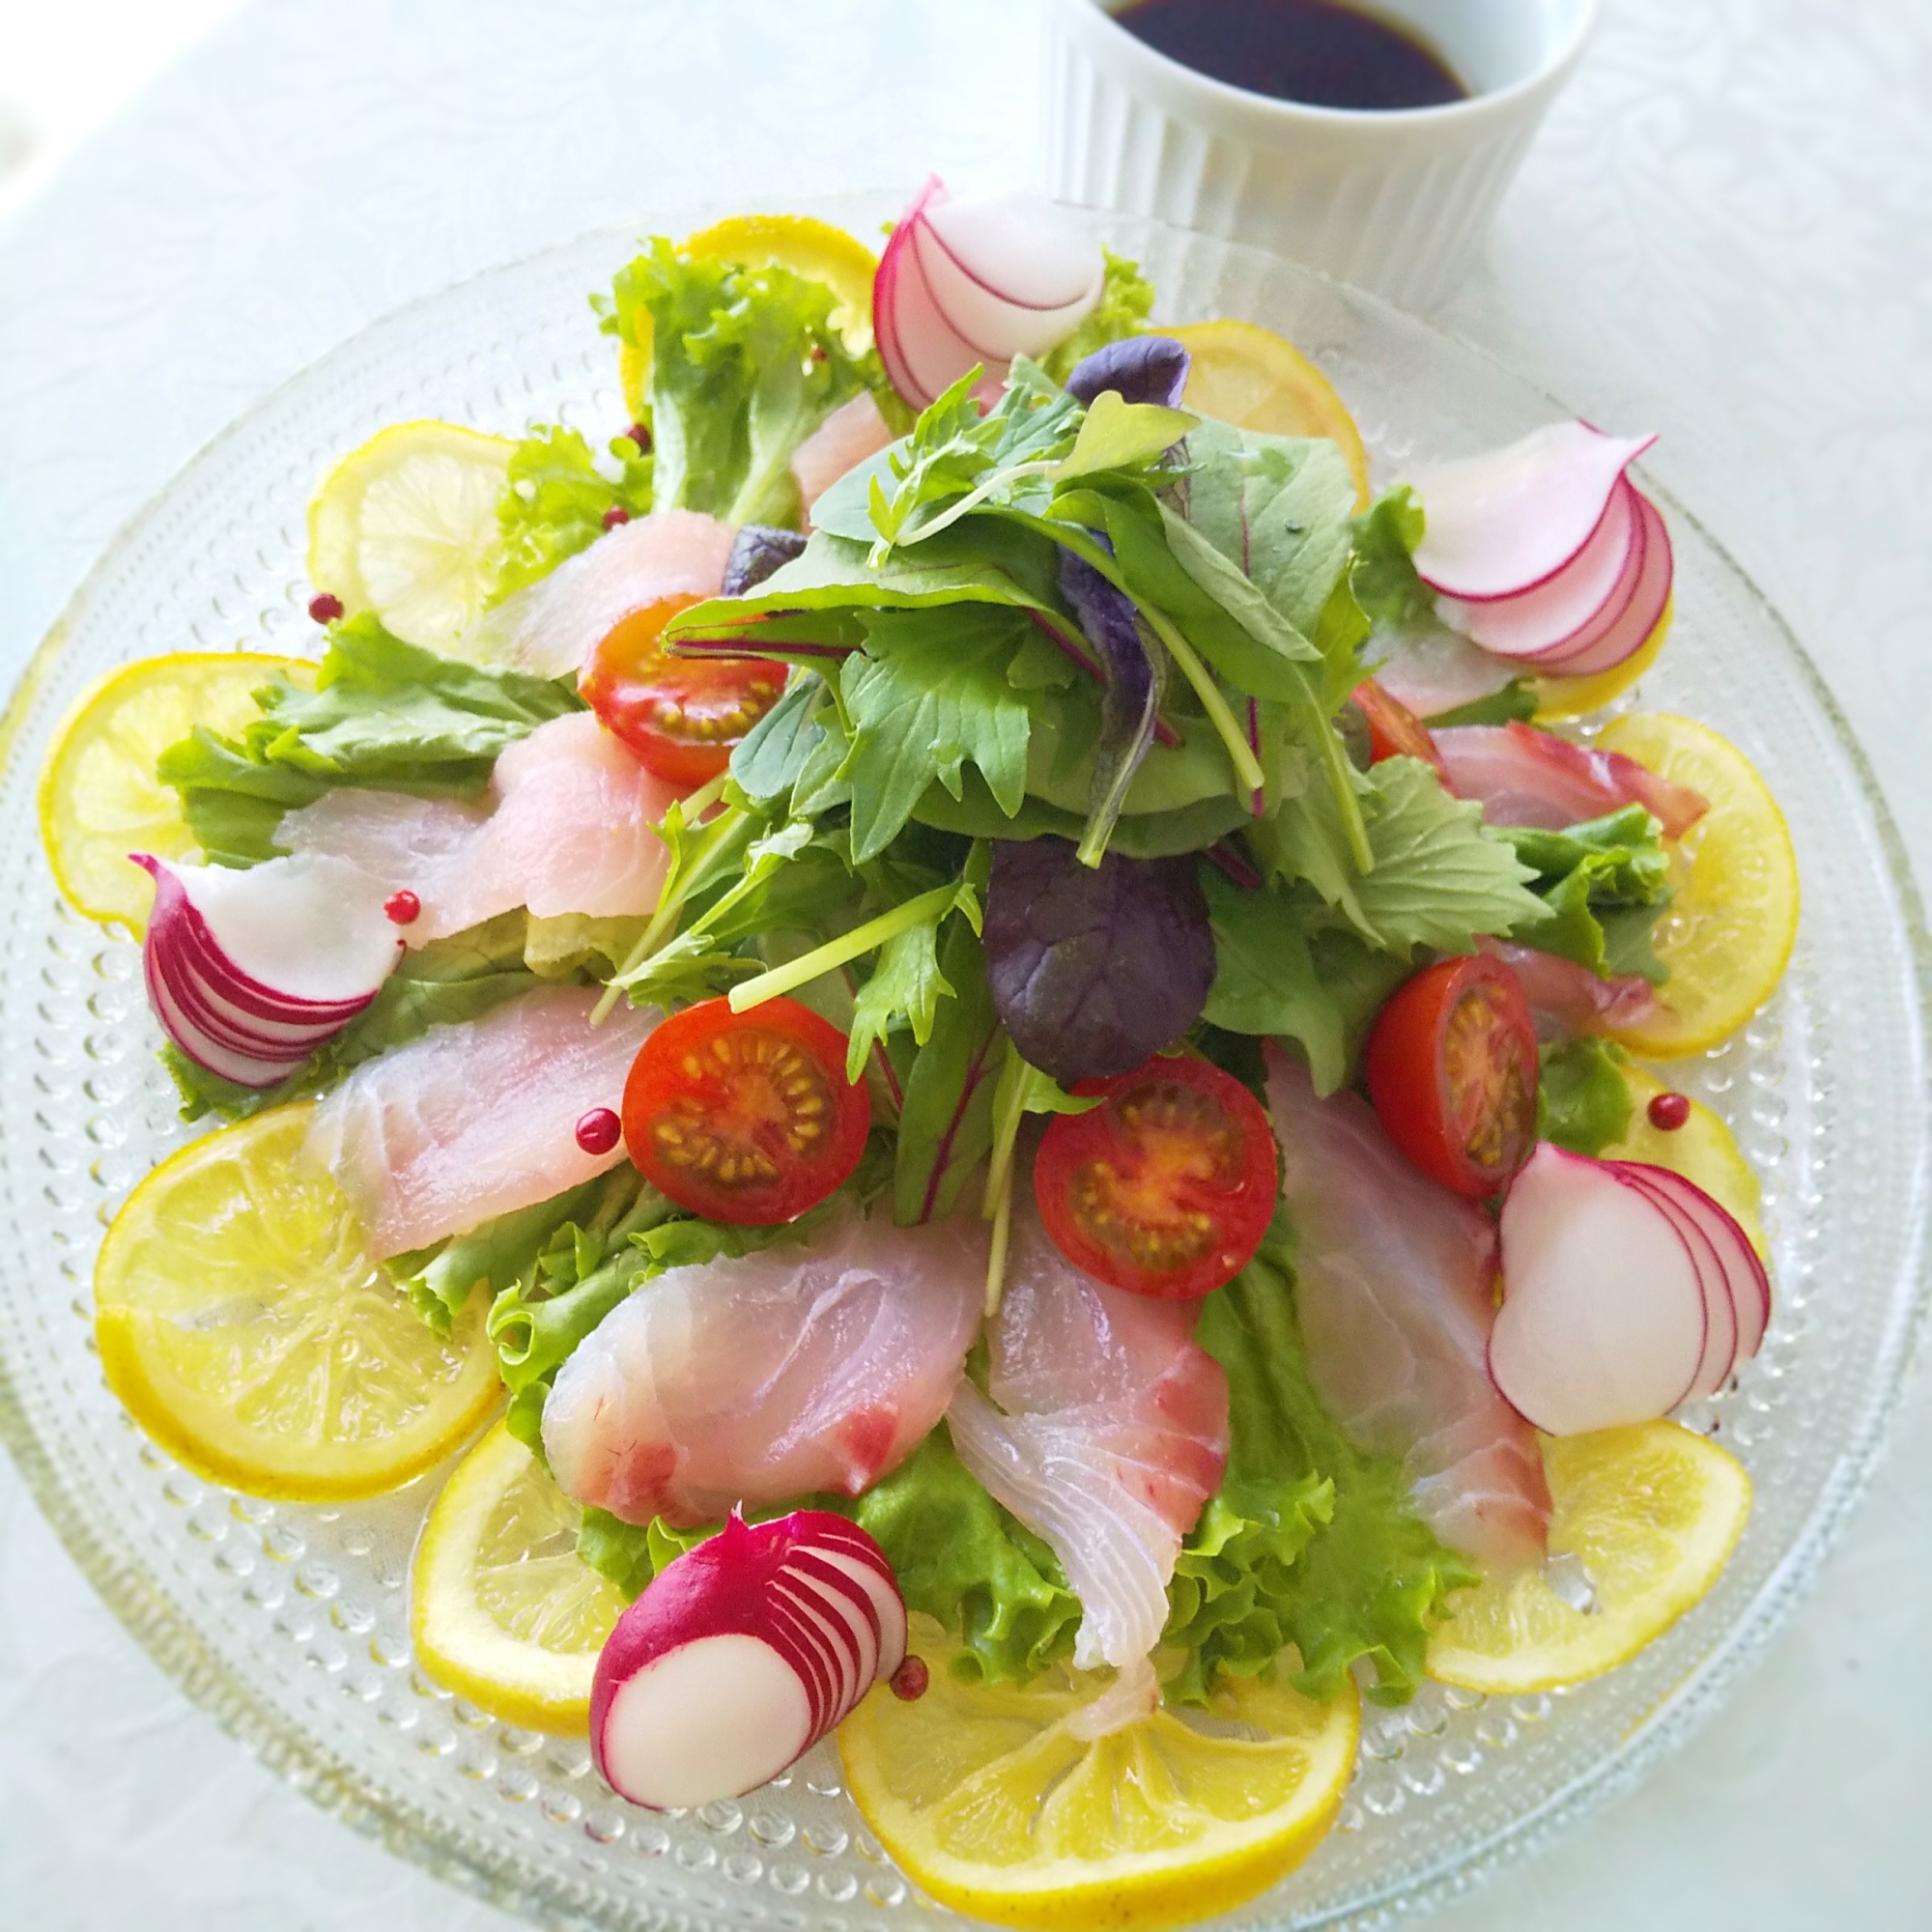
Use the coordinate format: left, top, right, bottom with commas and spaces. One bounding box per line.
1531, 592, 1674, 721
839, 1628, 1358, 1931
1593, 713, 1800, 1058
619, 213, 881, 419
38, 650, 293, 935
1607, 1064, 1766, 1256
1427, 1422, 1750, 1695
95, 1105, 501, 1501
412, 1420, 627, 1733
307, 420, 516, 653
1167, 320, 1371, 510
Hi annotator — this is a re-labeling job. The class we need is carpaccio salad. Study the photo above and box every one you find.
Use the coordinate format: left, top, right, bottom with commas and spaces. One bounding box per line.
51, 184, 1797, 1926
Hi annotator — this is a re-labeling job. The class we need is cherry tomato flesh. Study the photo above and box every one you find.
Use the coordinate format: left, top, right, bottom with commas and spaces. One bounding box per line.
1363, 954, 1539, 1198
1033, 1054, 1279, 1300
622, 996, 870, 1225
580, 595, 786, 788
1351, 677, 1447, 780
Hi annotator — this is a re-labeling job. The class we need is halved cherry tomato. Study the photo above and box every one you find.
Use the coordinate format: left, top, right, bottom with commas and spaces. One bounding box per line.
621, 996, 870, 1224
1351, 677, 1448, 781
1033, 1054, 1278, 1300
1364, 954, 1538, 1198
580, 595, 786, 787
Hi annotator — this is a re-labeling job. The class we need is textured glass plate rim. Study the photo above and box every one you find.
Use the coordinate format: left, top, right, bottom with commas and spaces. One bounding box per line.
1, 199, 1928, 1932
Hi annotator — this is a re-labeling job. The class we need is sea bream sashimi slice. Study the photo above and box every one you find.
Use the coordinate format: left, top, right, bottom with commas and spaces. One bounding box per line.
542, 1212, 986, 1528
278, 711, 680, 946
1265, 1045, 1550, 1569
1435, 720, 1707, 838
303, 981, 660, 1257
946, 1211, 1229, 1686
793, 392, 896, 525
462, 508, 737, 678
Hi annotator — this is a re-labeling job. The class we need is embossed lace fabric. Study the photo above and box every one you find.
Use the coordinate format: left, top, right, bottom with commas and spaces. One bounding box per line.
0, 3, 1928, 1929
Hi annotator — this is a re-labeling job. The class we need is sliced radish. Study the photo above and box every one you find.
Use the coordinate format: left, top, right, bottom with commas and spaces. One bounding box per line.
1619, 1162, 1770, 1361
135, 853, 402, 1088
915, 194, 1106, 358
590, 1511, 908, 1811
873, 177, 1105, 411
1617, 1166, 1739, 1400
1410, 423, 1657, 603
1535, 491, 1675, 679
1438, 479, 1641, 661
1492, 1143, 1709, 1435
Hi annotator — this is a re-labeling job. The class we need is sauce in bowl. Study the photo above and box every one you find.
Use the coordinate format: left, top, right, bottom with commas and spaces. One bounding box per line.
1114, 0, 1467, 111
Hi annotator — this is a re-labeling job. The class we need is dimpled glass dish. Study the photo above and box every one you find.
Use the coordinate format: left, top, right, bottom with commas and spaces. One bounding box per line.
0, 195, 1926, 1932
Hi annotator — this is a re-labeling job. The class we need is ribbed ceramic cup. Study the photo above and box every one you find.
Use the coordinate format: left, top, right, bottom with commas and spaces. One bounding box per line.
1041, 0, 1598, 310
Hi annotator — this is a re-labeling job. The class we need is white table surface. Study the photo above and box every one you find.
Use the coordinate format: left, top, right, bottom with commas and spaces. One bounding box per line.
2, 0, 1929, 1924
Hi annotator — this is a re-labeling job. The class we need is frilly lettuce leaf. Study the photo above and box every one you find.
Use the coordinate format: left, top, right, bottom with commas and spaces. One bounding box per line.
491, 424, 652, 605
1498, 804, 1673, 981
1174, 1216, 1480, 1706
601, 242, 876, 528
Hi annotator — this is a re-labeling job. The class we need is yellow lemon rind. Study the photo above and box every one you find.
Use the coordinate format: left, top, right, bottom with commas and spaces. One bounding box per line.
1168, 319, 1371, 511
1595, 713, 1800, 1059
38, 650, 294, 934
1426, 1423, 1752, 1696
412, 1422, 617, 1734
839, 1653, 1358, 1932
95, 1107, 503, 1503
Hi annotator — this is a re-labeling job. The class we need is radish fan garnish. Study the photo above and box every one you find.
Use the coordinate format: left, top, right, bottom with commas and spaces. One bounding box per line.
133, 852, 402, 1088
590, 1511, 906, 1811
1492, 1144, 1769, 1435
875, 177, 1105, 410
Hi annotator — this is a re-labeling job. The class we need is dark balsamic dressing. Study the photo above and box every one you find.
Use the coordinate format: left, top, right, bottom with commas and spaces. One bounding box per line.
1115, 0, 1467, 112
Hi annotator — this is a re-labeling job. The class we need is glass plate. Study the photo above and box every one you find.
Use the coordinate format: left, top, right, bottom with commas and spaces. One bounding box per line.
1, 195, 1926, 1932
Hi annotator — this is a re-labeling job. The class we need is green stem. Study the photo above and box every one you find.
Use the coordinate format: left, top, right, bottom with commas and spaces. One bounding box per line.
727, 886, 957, 1013
1140, 606, 1267, 795
591, 781, 742, 1024
983, 1168, 1013, 1319
1310, 705, 1376, 874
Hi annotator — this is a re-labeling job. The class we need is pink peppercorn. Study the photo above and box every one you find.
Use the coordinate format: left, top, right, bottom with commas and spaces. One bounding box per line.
1647, 1091, 1691, 1131
576, 1107, 623, 1155
384, 890, 421, 925
308, 591, 345, 623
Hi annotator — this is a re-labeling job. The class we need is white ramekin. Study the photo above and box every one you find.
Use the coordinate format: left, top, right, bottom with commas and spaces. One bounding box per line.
1041, 0, 1598, 311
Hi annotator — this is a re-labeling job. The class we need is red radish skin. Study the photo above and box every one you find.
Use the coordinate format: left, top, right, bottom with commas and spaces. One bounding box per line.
1617, 1166, 1740, 1401
873, 178, 1104, 412
1619, 1162, 1770, 1360
1492, 1143, 1709, 1435
590, 1512, 907, 1812
1537, 491, 1675, 678
1410, 423, 1657, 604
1439, 479, 1641, 660
135, 853, 402, 1086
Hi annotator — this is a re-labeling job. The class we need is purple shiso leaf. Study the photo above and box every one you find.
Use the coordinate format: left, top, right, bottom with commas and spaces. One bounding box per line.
983, 837, 1214, 1084
1057, 546, 1165, 866
722, 525, 809, 596
1064, 335, 1191, 411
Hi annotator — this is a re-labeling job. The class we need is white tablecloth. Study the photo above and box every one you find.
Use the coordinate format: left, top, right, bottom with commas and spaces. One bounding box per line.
2, 1, 1928, 1924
